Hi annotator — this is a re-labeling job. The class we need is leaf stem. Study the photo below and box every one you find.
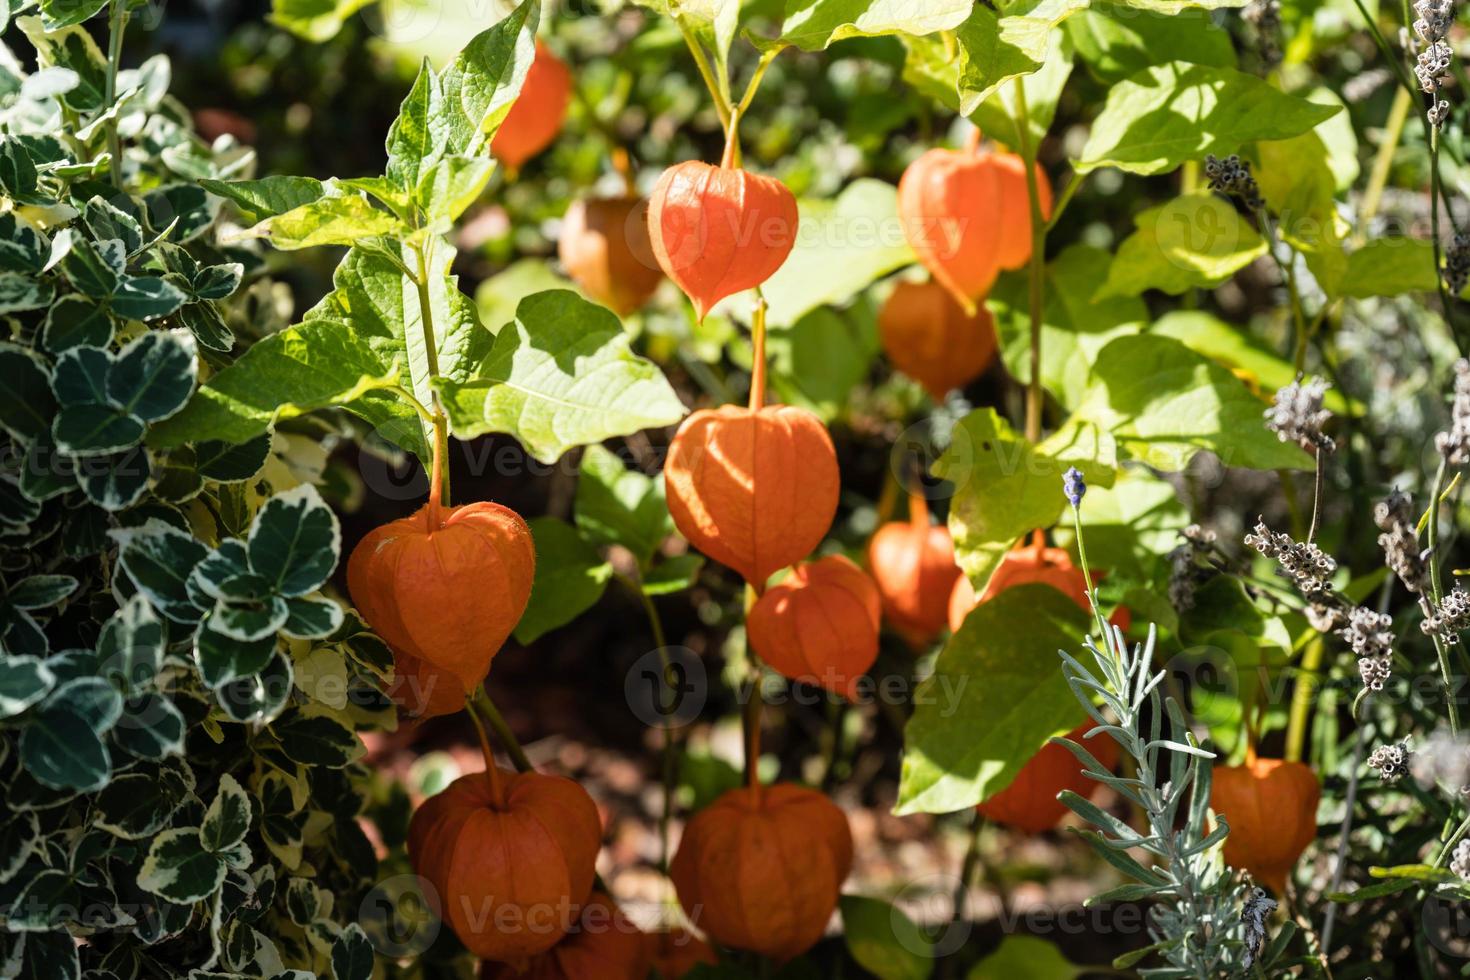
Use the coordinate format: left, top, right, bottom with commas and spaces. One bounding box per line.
472, 687, 534, 773
748, 294, 767, 411
105, 0, 129, 189
1043, 170, 1086, 233
673, 14, 732, 129
1014, 80, 1046, 445
411, 240, 452, 521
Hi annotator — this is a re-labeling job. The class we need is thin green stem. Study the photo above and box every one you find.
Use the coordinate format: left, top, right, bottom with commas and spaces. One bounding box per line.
1043, 170, 1085, 233
615, 570, 678, 876
673, 14, 732, 129
411, 241, 452, 514
735, 47, 782, 118
1430, 456, 1450, 604
105, 0, 129, 188
472, 688, 534, 772
942, 810, 985, 978
1014, 81, 1047, 445
1070, 503, 1114, 652
1360, 86, 1412, 234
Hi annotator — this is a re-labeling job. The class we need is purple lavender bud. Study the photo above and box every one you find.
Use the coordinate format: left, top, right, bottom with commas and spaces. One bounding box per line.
1063, 467, 1086, 507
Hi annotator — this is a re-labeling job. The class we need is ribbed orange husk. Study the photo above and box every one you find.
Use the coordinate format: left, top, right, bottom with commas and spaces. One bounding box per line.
492, 40, 572, 170
386, 650, 466, 720
947, 543, 1133, 633
664, 405, 839, 588
747, 555, 881, 698
897, 147, 1053, 309
977, 723, 1121, 833
1211, 757, 1320, 894
347, 501, 535, 703
878, 279, 997, 400
647, 928, 718, 979
866, 497, 962, 643
408, 770, 602, 962
669, 783, 852, 962
648, 161, 799, 320
478, 893, 651, 980
558, 196, 664, 315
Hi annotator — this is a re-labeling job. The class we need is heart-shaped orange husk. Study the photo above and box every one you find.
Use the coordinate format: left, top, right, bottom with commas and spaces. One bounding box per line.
669, 783, 852, 962
878, 278, 998, 400
492, 40, 572, 171
648, 160, 799, 320
866, 490, 961, 643
347, 501, 535, 705
1212, 756, 1320, 894
664, 404, 839, 588
559, 195, 664, 316
897, 146, 1052, 311
478, 891, 652, 980
409, 769, 602, 963
747, 555, 881, 698
977, 722, 1121, 833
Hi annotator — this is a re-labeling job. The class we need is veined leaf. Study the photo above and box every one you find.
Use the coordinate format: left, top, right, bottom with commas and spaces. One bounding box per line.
781, 0, 972, 51
240, 194, 405, 251
1097, 191, 1266, 298
439, 290, 686, 463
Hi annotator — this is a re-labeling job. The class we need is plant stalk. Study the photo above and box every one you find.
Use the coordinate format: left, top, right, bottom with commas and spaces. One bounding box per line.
105, 0, 129, 188
1014, 81, 1047, 445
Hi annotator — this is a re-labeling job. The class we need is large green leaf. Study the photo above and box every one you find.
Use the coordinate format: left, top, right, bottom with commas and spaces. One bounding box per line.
241, 194, 405, 251
896, 585, 1089, 815
1097, 191, 1266, 298
198, 176, 325, 225
1068, 2, 1235, 84
269, 0, 374, 41
439, 290, 687, 463
1067, 333, 1314, 471
967, 27, 1073, 147
937, 407, 1116, 596
1253, 131, 1346, 295
575, 444, 672, 568
1077, 62, 1340, 175
968, 936, 1082, 979
385, 60, 448, 195
436, 0, 541, 155
1339, 238, 1437, 298
513, 517, 612, 645
145, 316, 412, 453
989, 245, 1146, 410
753, 179, 915, 328
840, 895, 933, 980
781, 0, 972, 50
767, 304, 879, 421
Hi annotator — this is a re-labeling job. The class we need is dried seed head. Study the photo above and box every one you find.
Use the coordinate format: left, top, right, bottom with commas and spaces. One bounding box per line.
1376, 490, 1431, 594
1204, 153, 1265, 210
1425, 587, 1470, 644
1167, 524, 1218, 613
1436, 359, 1470, 464
1454, 839, 1470, 880
1367, 739, 1412, 783
1245, 518, 1337, 600
1265, 377, 1335, 453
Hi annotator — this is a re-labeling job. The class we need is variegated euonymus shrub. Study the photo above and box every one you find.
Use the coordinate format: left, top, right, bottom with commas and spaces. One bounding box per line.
0, 8, 396, 979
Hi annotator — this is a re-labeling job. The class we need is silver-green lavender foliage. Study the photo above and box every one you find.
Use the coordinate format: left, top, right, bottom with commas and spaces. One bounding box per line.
1055, 624, 1292, 977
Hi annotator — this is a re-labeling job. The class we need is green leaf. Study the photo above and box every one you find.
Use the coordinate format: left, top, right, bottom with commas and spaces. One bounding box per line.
145, 316, 412, 454
1097, 191, 1266, 298
17, 17, 108, 113
1077, 62, 1340, 175
936, 407, 1115, 595
1068, 2, 1235, 84
575, 444, 671, 566
643, 554, 705, 594
0, 342, 56, 442
0, 272, 54, 313
247, 485, 340, 597
0, 654, 55, 718
513, 517, 613, 645
1252, 131, 1346, 293
271, 709, 362, 768
1340, 239, 1438, 298
754, 179, 915, 328
98, 592, 166, 692
139, 827, 227, 904
968, 28, 1072, 147
989, 245, 1146, 410
438, 0, 541, 154
439, 290, 687, 464
968, 937, 1082, 979
896, 585, 1089, 815
1147, 309, 1349, 412
196, 433, 273, 482
767, 305, 879, 422
107, 329, 198, 423
112, 692, 187, 760
1067, 333, 1314, 471
75, 446, 151, 511
52, 403, 145, 456
243, 193, 405, 251
331, 924, 375, 980
194, 617, 278, 688
269, 0, 374, 41
199, 176, 326, 225
201, 773, 252, 853
839, 894, 933, 980
282, 596, 345, 639
38, 0, 108, 31
20, 678, 122, 792
416, 154, 495, 226
781, 0, 972, 50
385, 60, 449, 194
94, 760, 194, 838
42, 295, 114, 352
951, 6, 1043, 114
8, 575, 77, 609
636, 0, 741, 64
110, 520, 211, 623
